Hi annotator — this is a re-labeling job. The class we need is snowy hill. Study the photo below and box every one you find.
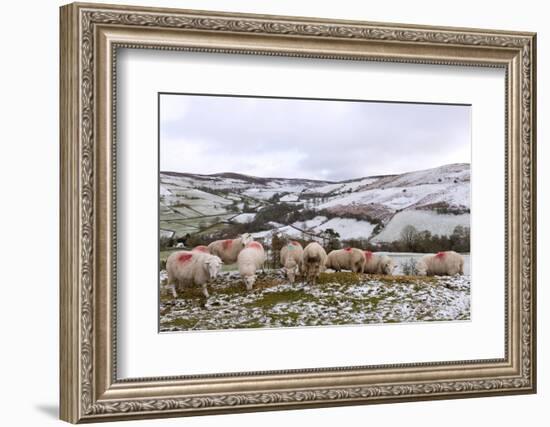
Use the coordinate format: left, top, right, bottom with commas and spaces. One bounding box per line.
160, 163, 470, 243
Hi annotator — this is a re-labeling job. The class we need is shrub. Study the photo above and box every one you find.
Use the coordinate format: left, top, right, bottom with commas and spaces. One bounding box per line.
401, 258, 418, 275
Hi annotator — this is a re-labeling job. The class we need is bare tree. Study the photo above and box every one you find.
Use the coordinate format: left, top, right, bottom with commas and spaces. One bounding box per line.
400, 225, 419, 251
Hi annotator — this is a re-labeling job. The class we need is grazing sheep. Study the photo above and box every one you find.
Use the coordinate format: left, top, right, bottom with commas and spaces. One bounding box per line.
325, 247, 365, 273
237, 241, 267, 291
192, 245, 210, 253
175, 242, 184, 248
362, 251, 396, 275
415, 251, 464, 276
207, 233, 253, 264
165, 251, 223, 298
302, 242, 328, 284
280, 241, 304, 283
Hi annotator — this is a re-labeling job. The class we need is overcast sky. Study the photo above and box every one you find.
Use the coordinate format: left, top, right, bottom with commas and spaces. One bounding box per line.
160, 94, 470, 182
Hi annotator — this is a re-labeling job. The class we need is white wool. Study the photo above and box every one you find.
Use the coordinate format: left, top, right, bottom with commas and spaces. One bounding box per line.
416, 251, 464, 276
302, 242, 328, 284
207, 233, 253, 264
165, 251, 222, 298
363, 252, 396, 275
280, 242, 304, 283
326, 248, 365, 273
237, 243, 266, 290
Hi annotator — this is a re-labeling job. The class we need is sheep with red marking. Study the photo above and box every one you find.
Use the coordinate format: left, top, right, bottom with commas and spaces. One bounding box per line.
362, 251, 396, 275
207, 233, 253, 264
325, 247, 365, 273
237, 241, 267, 291
165, 250, 223, 298
302, 242, 328, 284
415, 251, 464, 276
192, 245, 210, 253
280, 241, 304, 283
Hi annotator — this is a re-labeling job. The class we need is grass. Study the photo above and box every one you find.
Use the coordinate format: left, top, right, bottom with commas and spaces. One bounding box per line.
247, 289, 308, 309
164, 318, 199, 329
367, 274, 438, 285
317, 272, 361, 285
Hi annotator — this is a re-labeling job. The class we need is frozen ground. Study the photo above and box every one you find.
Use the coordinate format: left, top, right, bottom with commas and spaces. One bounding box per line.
372, 210, 470, 242
159, 163, 470, 241
159, 270, 470, 332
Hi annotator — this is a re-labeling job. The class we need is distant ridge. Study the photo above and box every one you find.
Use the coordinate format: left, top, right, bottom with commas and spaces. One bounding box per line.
160, 163, 470, 242
161, 162, 469, 186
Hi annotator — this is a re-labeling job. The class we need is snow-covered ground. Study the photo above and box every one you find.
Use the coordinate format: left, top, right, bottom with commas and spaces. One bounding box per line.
231, 213, 256, 223
159, 163, 470, 241
372, 211, 470, 242
315, 217, 376, 240
160, 270, 470, 332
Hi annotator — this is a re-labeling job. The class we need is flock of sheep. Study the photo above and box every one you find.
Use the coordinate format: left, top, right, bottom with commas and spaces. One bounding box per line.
165, 232, 465, 300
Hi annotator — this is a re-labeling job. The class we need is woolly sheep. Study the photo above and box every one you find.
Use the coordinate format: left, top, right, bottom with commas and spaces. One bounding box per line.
280, 241, 304, 283
165, 251, 223, 299
207, 233, 253, 264
192, 245, 210, 253
237, 241, 266, 291
302, 242, 328, 284
326, 247, 365, 273
415, 251, 464, 276
362, 251, 396, 275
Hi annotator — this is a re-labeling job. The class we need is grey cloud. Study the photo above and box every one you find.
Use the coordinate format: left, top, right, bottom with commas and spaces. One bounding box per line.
160, 94, 470, 181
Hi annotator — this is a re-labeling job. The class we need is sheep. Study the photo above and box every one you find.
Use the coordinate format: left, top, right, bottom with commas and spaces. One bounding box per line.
325, 247, 365, 273
362, 251, 396, 275
280, 241, 304, 283
415, 251, 464, 276
192, 245, 210, 253
207, 233, 253, 264
165, 251, 223, 299
237, 241, 267, 291
302, 242, 328, 284
175, 242, 184, 248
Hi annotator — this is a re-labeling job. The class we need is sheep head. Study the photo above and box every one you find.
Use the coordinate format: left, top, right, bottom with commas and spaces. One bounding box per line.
240, 233, 253, 247
382, 258, 396, 275
244, 274, 256, 291
415, 259, 427, 276
205, 256, 223, 279
283, 260, 299, 283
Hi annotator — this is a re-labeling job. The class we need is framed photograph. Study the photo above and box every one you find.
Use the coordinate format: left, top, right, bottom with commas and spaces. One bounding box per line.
60, 2, 537, 423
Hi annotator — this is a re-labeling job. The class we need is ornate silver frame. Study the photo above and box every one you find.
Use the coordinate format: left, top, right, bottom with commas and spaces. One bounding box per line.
60, 2, 536, 423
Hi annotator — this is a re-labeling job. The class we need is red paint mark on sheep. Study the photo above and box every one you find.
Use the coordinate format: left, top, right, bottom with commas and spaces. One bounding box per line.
247, 241, 263, 250
290, 241, 300, 246
435, 251, 446, 260
344, 247, 352, 252
192, 246, 209, 253
364, 251, 373, 260
222, 239, 233, 250
178, 253, 193, 263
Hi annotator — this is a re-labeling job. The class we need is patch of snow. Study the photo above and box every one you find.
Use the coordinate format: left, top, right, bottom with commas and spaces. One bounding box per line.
315, 217, 376, 240
292, 216, 328, 230
160, 229, 175, 239
232, 213, 256, 223
280, 194, 299, 202
160, 185, 172, 196
372, 210, 470, 242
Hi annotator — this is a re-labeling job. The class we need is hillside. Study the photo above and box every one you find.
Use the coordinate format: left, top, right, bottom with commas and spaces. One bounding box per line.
159, 163, 470, 244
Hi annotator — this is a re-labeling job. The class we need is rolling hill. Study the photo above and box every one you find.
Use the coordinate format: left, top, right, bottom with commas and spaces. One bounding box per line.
159, 163, 470, 244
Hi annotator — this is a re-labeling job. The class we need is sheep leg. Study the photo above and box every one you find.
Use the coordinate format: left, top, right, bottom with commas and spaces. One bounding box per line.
201, 283, 210, 299
171, 286, 178, 299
